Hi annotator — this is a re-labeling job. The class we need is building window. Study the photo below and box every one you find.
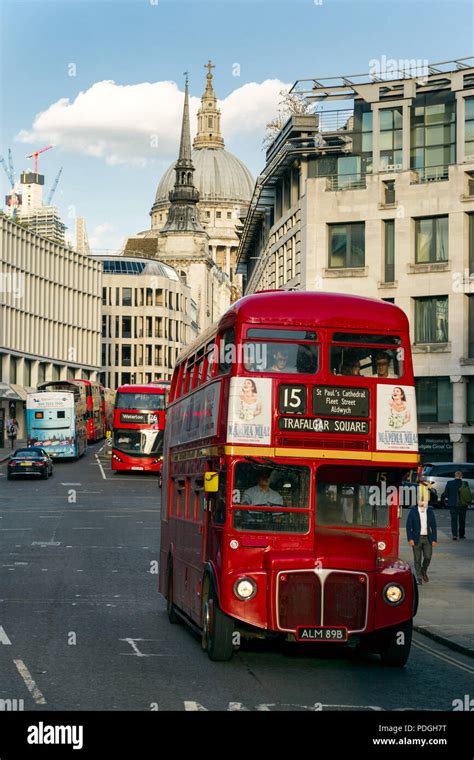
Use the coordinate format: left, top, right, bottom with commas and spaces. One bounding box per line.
469, 214, 474, 275
467, 378, 474, 424
415, 216, 448, 263
216, 211, 221, 219
122, 316, 132, 338
121, 345, 131, 367
384, 220, 395, 283
122, 288, 132, 306
383, 180, 395, 204
328, 222, 365, 268
411, 92, 455, 175
469, 295, 474, 358
102, 287, 107, 305
416, 376, 452, 423
227, 212, 232, 219
414, 296, 448, 343
379, 107, 403, 170
465, 96, 474, 161
361, 109, 373, 174
24, 359, 32, 387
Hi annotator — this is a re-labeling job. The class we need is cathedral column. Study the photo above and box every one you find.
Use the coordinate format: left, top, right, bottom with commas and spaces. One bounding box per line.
225, 247, 231, 277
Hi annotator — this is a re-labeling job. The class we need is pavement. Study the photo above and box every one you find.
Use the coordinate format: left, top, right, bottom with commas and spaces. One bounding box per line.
0, 439, 27, 462
400, 507, 474, 658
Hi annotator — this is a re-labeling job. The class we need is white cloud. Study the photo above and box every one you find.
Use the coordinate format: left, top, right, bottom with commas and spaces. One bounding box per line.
15, 78, 289, 168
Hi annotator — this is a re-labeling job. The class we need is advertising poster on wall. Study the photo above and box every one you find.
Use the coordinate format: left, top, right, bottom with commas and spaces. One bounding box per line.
227, 377, 272, 445
376, 384, 418, 451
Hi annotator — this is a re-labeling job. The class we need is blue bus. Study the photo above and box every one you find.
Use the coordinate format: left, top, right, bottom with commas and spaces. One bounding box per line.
26, 391, 87, 459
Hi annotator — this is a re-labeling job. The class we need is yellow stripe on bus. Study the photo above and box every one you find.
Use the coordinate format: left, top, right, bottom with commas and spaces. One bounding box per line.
224, 445, 420, 465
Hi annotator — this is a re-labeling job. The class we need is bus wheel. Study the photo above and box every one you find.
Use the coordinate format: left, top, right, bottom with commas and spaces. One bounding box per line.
379, 619, 413, 667
201, 578, 234, 662
166, 564, 179, 625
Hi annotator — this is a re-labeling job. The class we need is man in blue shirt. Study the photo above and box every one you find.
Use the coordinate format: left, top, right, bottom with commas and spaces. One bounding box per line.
406, 495, 438, 584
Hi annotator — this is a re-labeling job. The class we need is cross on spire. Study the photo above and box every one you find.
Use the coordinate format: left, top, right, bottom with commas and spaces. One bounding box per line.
205, 60, 215, 78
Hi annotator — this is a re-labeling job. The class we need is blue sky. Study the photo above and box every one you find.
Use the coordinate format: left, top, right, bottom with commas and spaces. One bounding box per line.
0, 0, 472, 251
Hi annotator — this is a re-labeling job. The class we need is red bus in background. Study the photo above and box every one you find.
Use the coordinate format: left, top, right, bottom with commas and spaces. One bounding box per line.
112, 384, 167, 473
38, 379, 108, 442
160, 291, 420, 664
100, 386, 116, 436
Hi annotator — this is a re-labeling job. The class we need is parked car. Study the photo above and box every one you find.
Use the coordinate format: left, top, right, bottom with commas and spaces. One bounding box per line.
420, 462, 474, 507
7, 448, 54, 480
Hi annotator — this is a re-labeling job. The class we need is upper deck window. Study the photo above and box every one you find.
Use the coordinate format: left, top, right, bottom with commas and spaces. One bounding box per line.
247, 328, 317, 341
330, 334, 403, 378
115, 392, 166, 411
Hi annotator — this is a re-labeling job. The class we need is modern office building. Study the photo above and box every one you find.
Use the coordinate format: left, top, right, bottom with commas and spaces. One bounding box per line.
0, 214, 102, 441
97, 256, 193, 389
236, 58, 474, 462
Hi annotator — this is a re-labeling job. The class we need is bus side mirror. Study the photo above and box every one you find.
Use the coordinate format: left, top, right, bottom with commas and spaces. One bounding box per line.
204, 472, 219, 493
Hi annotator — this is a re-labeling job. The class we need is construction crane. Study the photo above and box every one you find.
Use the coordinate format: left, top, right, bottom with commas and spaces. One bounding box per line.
46, 167, 63, 205
26, 145, 53, 174
7, 148, 15, 187
0, 153, 14, 188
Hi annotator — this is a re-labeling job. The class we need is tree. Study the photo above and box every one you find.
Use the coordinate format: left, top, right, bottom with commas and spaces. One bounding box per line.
263, 89, 312, 148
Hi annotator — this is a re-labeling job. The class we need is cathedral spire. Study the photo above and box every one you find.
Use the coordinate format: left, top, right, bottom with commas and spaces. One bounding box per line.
161, 75, 204, 234
193, 60, 225, 150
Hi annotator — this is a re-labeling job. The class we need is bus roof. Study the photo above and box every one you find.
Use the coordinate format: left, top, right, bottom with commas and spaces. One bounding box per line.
116, 384, 168, 394
177, 291, 409, 364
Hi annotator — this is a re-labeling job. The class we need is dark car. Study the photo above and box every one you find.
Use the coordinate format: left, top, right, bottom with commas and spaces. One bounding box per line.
7, 448, 54, 480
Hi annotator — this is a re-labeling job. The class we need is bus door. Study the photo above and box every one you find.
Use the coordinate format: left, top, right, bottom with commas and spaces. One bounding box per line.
204, 465, 227, 579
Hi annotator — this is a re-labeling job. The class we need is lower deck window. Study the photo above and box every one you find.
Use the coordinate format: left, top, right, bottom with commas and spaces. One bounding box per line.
316, 465, 407, 528
232, 461, 310, 533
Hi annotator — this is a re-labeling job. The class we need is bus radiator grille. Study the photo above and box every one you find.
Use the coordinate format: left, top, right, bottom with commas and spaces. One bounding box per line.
278, 571, 367, 632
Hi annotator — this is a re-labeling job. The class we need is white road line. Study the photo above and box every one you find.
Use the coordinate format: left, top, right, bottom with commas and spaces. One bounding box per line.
95, 454, 106, 480
0, 528, 32, 531
73, 527, 104, 530
0, 626, 12, 645
13, 659, 47, 704
412, 639, 474, 674
61, 483, 82, 486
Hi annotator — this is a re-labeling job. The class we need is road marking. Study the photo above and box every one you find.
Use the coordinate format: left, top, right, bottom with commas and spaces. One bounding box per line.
73, 527, 104, 530
412, 639, 474, 674
119, 638, 178, 657
95, 454, 106, 480
0, 626, 12, 645
61, 483, 82, 486
31, 541, 61, 546
14, 659, 47, 704
0, 528, 32, 531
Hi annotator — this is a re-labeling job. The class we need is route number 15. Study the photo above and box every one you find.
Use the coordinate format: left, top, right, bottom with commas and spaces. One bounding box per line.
278, 385, 306, 414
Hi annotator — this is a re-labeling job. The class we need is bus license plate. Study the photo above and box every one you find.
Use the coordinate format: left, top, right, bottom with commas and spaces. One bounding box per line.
296, 626, 348, 642
131, 466, 144, 471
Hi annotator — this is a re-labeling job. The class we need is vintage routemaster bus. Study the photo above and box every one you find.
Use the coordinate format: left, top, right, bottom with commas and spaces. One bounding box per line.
159, 292, 420, 665
112, 384, 167, 472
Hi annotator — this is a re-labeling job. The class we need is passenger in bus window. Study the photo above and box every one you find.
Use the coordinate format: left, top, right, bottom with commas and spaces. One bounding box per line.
242, 470, 283, 506
374, 351, 397, 378
269, 347, 290, 372
341, 354, 361, 376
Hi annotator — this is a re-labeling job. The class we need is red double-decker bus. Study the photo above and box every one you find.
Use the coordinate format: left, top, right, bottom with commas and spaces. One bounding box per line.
159, 292, 420, 664
38, 379, 106, 442
112, 384, 167, 472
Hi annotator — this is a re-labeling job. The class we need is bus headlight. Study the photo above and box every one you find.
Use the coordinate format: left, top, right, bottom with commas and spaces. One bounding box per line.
233, 577, 257, 601
383, 584, 405, 605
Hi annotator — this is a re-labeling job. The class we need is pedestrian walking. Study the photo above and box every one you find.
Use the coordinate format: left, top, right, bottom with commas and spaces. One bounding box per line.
444, 471, 471, 540
406, 492, 438, 584
6, 418, 18, 450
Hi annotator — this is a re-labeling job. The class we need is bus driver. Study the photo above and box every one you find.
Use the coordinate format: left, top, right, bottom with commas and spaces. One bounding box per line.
242, 470, 283, 506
